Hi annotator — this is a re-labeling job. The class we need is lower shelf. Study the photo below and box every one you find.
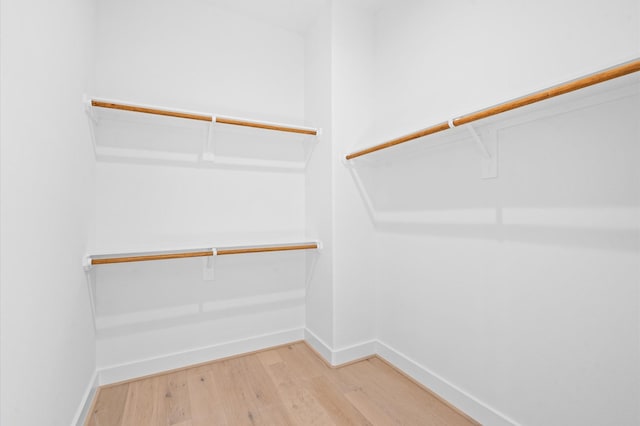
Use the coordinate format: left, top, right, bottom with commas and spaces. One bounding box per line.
84, 241, 321, 268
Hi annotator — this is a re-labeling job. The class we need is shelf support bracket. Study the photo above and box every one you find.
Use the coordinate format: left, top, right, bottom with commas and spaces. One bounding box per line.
466, 125, 498, 179
202, 117, 217, 162
82, 255, 92, 271
83, 265, 97, 331
203, 248, 216, 281
83, 94, 98, 125
83, 95, 99, 158
305, 241, 322, 291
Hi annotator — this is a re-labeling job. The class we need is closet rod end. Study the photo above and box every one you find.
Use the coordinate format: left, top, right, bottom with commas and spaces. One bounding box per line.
82, 255, 93, 271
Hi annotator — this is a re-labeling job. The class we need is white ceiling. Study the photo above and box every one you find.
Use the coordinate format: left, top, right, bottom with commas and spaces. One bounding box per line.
207, 0, 394, 35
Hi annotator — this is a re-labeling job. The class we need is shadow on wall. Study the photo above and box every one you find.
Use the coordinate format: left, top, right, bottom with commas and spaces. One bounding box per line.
90, 249, 316, 337
347, 80, 640, 253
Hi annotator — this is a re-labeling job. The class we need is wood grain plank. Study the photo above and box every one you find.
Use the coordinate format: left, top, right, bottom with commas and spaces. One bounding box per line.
369, 357, 480, 425
163, 370, 192, 425
340, 359, 472, 425
257, 348, 283, 366
309, 375, 373, 425
265, 361, 334, 425
186, 365, 228, 426
209, 356, 293, 425
275, 343, 327, 381
344, 388, 400, 425
120, 376, 163, 426
86, 384, 128, 426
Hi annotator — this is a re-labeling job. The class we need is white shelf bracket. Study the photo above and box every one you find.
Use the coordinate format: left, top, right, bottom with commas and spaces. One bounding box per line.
82, 255, 93, 271
302, 128, 320, 167
203, 248, 216, 281
83, 94, 98, 124
83, 95, 99, 158
466, 125, 498, 179
467, 124, 491, 159
202, 117, 217, 162
304, 242, 321, 291
84, 265, 97, 330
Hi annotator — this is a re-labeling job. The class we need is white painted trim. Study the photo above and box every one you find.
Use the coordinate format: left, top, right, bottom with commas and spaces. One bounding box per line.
304, 328, 376, 366
304, 327, 333, 363
71, 370, 99, 426
97, 328, 304, 385
376, 340, 521, 426
332, 339, 377, 365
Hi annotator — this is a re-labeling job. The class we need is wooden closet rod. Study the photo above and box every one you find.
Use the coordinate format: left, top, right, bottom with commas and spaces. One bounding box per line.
216, 242, 319, 256
88, 242, 319, 266
91, 100, 213, 122
90, 250, 214, 265
90, 100, 317, 135
215, 117, 317, 135
345, 58, 640, 160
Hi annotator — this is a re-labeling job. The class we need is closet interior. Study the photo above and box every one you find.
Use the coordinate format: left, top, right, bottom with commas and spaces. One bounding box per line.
86, 1, 640, 423
2, 1, 639, 425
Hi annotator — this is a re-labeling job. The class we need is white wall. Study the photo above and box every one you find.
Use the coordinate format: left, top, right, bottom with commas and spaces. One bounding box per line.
330, 1, 378, 353
363, 0, 640, 424
304, 2, 335, 351
0, 0, 98, 424
92, 0, 311, 378
94, 0, 305, 121
304, 0, 380, 361
369, 0, 640, 147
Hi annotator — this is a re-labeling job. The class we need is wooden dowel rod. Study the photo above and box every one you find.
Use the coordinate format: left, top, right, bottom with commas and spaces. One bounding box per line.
454, 59, 640, 126
345, 122, 450, 160
91, 100, 213, 122
346, 58, 640, 160
91, 100, 317, 135
89, 243, 319, 265
90, 250, 214, 265
215, 117, 317, 135
216, 243, 318, 256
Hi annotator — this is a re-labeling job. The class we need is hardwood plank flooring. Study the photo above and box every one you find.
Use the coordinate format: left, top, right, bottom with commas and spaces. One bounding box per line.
86, 342, 478, 426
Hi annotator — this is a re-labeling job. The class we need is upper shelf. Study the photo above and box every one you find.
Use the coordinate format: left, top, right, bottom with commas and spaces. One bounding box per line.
85, 97, 320, 170
345, 58, 640, 161
84, 241, 320, 268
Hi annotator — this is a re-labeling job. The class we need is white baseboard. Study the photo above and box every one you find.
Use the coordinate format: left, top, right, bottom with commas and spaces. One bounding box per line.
97, 327, 304, 385
376, 340, 520, 426
304, 327, 333, 362
304, 328, 376, 366
333, 339, 377, 365
71, 370, 99, 426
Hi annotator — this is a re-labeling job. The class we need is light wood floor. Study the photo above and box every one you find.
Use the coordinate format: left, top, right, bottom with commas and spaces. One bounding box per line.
87, 342, 478, 425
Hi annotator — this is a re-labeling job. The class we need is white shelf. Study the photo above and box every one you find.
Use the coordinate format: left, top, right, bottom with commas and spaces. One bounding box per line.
343, 66, 640, 181
85, 240, 320, 267
344, 59, 640, 169
85, 96, 319, 170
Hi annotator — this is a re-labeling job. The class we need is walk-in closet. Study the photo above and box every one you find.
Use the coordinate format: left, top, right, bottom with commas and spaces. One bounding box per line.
2, 0, 639, 425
